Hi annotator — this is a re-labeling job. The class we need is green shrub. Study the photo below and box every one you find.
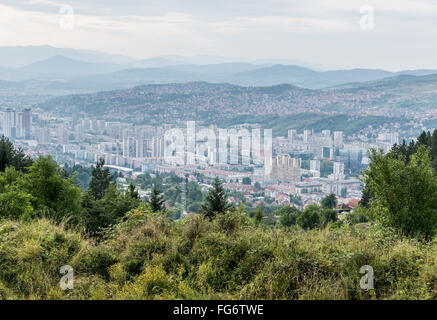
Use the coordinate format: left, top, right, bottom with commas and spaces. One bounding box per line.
0, 211, 435, 300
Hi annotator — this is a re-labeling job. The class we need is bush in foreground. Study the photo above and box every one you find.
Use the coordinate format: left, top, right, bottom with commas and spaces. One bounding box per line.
0, 210, 435, 300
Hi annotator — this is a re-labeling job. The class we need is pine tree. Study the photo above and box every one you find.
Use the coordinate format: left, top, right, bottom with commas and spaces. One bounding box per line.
254, 205, 264, 226
321, 193, 337, 209
0, 135, 33, 172
149, 184, 165, 212
127, 183, 139, 199
89, 158, 113, 200
359, 187, 374, 208
200, 177, 232, 220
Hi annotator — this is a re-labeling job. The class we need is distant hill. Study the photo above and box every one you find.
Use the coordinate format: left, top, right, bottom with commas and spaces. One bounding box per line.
1, 46, 437, 90
163, 63, 263, 75
12, 55, 122, 80
229, 65, 396, 88
328, 73, 437, 95
396, 70, 437, 76
0, 79, 24, 90
35, 82, 316, 122
126, 57, 184, 68
34, 74, 437, 124
327, 74, 437, 110
11, 63, 434, 93
85, 67, 198, 84
0, 45, 133, 68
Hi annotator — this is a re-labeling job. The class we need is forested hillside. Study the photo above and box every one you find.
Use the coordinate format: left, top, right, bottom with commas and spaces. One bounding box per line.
34, 75, 437, 125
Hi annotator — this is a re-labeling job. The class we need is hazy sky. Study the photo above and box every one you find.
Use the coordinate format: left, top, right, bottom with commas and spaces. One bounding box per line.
1, 0, 437, 70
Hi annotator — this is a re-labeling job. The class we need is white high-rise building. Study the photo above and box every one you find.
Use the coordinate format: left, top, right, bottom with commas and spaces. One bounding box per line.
288, 129, 297, 144
303, 130, 312, 144
23, 109, 32, 139
136, 139, 144, 158
38, 127, 50, 144
57, 124, 69, 145
16, 112, 24, 138
334, 131, 344, 148
266, 154, 301, 183
310, 159, 321, 171
2, 108, 16, 139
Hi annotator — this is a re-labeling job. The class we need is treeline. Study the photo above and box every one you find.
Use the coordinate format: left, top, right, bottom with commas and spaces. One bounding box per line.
0, 137, 141, 237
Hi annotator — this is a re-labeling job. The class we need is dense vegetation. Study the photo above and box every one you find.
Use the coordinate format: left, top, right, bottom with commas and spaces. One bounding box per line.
0, 135, 436, 300
0, 210, 435, 300
362, 130, 437, 240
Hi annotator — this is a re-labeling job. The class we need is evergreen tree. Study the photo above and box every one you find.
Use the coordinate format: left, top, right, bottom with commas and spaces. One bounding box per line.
89, 158, 113, 200
321, 193, 337, 209
127, 183, 139, 199
149, 184, 165, 212
359, 187, 374, 208
83, 184, 141, 236
0, 135, 33, 172
254, 205, 264, 226
200, 177, 232, 220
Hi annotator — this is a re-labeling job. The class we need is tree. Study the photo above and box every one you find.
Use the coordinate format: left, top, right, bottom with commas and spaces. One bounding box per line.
363, 146, 437, 240
82, 184, 141, 236
254, 205, 264, 226
297, 204, 320, 230
320, 208, 338, 227
89, 158, 113, 200
346, 206, 369, 225
277, 205, 300, 227
254, 181, 261, 190
127, 183, 139, 199
321, 193, 337, 209
0, 135, 33, 172
0, 184, 34, 220
187, 201, 202, 213
20, 155, 82, 223
200, 177, 232, 220
289, 194, 303, 206
149, 184, 165, 212
359, 187, 374, 209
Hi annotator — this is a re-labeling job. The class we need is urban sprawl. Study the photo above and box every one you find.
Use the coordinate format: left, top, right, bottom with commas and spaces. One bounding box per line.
2, 107, 405, 213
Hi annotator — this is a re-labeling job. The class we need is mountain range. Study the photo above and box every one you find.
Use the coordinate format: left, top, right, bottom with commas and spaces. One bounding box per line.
1, 46, 437, 94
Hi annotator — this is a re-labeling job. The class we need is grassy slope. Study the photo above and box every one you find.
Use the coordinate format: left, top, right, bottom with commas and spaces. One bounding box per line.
0, 210, 436, 300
